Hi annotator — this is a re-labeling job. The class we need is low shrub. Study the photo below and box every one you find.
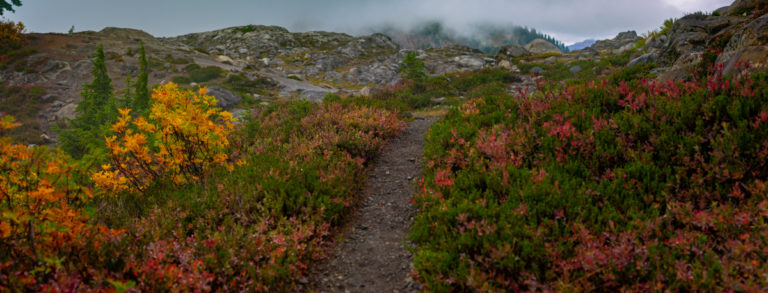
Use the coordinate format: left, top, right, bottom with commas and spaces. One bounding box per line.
1, 82, 406, 290
411, 67, 768, 291
0, 83, 46, 144
0, 114, 120, 291
224, 73, 277, 93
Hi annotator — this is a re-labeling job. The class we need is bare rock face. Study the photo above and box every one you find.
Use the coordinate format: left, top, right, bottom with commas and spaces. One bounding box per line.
205, 86, 242, 108
613, 1, 768, 81
496, 44, 531, 59
589, 31, 643, 52
524, 39, 563, 55
718, 14, 768, 75
166, 26, 401, 84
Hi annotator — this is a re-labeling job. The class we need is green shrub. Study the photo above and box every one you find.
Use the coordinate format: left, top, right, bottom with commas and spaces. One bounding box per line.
224, 73, 277, 93
172, 64, 226, 84
660, 18, 676, 35
411, 66, 768, 291
171, 75, 191, 84
164, 54, 191, 64
235, 24, 258, 34
188, 66, 225, 83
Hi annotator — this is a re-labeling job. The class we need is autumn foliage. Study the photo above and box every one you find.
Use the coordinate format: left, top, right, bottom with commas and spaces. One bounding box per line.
0, 114, 120, 290
93, 83, 235, 193
410, 67, 768, 291
1, 76, 405, 290
0, 19, 24, 55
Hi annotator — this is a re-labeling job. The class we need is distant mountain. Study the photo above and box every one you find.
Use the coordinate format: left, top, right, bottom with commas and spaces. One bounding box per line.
567, 39, 596, 51
374, 21, 569, 54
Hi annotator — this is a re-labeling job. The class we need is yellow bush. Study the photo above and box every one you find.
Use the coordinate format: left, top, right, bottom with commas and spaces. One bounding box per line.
93, 83, 235, 193
0, 20, 25, 53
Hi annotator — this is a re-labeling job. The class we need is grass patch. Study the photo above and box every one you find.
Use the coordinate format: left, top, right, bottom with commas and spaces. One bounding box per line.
0, 82, 46, 144
172, 64, 227, 84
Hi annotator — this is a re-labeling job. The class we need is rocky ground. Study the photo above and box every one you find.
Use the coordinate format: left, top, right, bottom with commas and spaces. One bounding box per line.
307, 117, 435, 293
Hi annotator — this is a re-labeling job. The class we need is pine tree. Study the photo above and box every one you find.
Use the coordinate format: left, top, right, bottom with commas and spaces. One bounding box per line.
59, 43, 117, 159
402, 52, 426, 81
80, 44, 115, 124
0, 0, 21, 15
132, 41, 150, 113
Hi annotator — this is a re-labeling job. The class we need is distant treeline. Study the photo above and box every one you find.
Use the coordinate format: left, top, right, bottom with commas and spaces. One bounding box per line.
376, 21, 569, 54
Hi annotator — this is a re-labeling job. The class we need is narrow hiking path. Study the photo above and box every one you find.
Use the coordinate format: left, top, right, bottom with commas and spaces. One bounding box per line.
308, 117, 436, 293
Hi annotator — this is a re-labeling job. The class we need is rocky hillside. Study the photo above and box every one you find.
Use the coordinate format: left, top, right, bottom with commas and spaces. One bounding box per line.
493, 0, 767, 82
0, 25, 496, 143
637, 0, 768, 79
2, 0, 765, 145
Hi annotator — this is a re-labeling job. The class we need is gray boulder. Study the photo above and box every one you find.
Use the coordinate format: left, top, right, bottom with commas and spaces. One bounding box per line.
300, 90, 329, 102
496, 44, 531, 59
524, 39, 563, 55
627, 53, 659, 67
453, 55, 485, 69
206, 86, 241, 108
323, 71, 343, 81
40, 94, 59, 102
569, 65, 583, 74
574, 47, 599, 59
589, 31, 643, 52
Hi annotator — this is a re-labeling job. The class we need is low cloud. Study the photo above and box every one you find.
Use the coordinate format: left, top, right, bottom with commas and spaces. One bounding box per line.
9, 0, 733, 44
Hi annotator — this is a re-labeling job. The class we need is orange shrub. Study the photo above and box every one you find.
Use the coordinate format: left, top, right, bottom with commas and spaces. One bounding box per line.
0, 114, 113, 290
93, 83, 235, 193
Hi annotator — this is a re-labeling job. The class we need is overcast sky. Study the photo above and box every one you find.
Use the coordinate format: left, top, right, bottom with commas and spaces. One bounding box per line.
4, 0, 733, 45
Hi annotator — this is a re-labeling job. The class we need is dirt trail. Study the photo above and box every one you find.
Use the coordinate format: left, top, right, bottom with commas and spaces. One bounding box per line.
308, 117, 435, 293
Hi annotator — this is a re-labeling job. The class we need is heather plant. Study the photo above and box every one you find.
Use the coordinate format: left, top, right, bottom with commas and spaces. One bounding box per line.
410, 66, 768, 291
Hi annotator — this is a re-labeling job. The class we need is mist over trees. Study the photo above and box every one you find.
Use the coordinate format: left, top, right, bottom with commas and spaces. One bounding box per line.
376, 20, 569, 54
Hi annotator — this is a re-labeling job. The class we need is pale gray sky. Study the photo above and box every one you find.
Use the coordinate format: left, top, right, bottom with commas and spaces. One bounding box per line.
4, 0, 733, 44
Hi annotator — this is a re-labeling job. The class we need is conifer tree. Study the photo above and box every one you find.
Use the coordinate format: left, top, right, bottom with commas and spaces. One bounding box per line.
79, 44, 115, 124
59, 43, 117, 159
132, 41, 150, 113
402, 52, 426, 81
0, 0, 21, 15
